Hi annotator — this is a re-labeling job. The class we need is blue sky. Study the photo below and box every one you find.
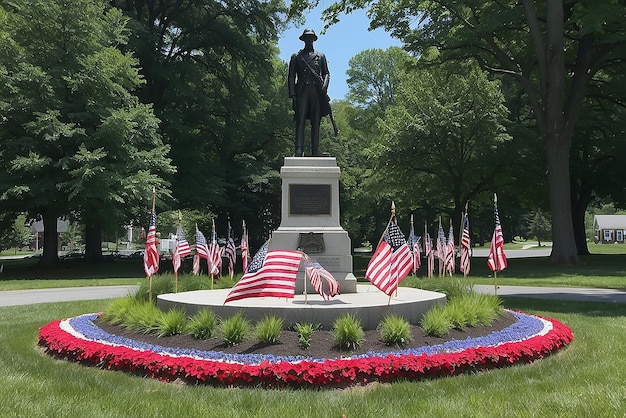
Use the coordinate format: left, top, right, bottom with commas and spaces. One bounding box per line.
277, 4, 402, 100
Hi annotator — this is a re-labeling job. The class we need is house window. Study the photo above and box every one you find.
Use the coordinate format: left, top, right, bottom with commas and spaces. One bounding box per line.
604, 230, 613, 242
617, 230, 624, 242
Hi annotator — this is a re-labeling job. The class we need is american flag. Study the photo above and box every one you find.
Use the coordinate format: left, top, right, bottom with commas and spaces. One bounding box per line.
224, 241, 303, 303
445, 223, 455, 276
172, 224, 191, 274
304, 256, 339, 300
436, 223, 447, 275
143, 210, 159, 277
407, 221, 420, 274
240, 222, 249, 273
460, 214, 471, 276
208, 221, 221, 276
365, 217, 413, 296
224, 224, 237, 279
192, 254, 201, 275
195, 227, 209, 259
425, 231, 434, 278
487, 205, 508, 272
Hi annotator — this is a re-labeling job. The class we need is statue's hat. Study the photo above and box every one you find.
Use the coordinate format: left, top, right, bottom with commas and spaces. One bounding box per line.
299, 28, 318, 41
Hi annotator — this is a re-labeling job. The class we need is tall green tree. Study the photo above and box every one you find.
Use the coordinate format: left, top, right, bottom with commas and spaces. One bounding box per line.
0, 0, 173, 265
320, 0, 626, 264
373, 61, 512, 233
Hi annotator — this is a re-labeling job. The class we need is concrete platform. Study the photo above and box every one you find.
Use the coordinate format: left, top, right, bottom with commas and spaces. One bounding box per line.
157, 284, 446, 330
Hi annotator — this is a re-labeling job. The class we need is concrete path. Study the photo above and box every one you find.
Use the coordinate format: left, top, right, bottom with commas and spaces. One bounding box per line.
0, 284, 625, 307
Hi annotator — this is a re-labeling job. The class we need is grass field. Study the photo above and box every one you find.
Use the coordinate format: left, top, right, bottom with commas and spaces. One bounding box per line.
1, 297, 624, 417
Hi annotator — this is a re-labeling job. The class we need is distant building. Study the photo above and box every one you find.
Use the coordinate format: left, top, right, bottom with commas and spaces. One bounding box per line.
593, 215, 626, 244
29, 218, 70, 250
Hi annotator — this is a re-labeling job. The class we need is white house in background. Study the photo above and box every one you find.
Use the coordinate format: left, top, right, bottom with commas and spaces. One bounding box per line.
593, 215, 626, 244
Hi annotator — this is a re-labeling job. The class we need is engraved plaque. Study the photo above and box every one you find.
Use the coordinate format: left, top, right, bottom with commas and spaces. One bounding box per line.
289, 184, 331, 215
298, 232, 325, 254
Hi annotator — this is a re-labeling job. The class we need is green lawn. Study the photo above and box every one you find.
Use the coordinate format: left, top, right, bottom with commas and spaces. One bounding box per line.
1, 298, 624, 417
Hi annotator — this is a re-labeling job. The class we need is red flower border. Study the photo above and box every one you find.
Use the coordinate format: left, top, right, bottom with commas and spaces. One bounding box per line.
38, 313, 573, 388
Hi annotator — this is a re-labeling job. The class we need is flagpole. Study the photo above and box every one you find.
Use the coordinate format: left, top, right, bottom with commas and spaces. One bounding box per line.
303, 253, 309, 305
149, 187, 155, 302
175, 211, 182, 293
493, 193, 498, 295
211, 218, 216, 290
389, 202, 396, 305
462, 202, 468, 278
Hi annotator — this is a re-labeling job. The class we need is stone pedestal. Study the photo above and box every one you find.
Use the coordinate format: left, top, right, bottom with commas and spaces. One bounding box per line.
270, 157, 357, 293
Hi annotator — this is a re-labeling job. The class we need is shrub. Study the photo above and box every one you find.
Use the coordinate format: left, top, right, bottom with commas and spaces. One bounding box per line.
157, 309, 187, 337
187, 308, 218, 339
255, 315, 283, 344
293, 322, 319, 350
378, 315, 412, 346
219, 312, 250, 346
421, 305, 453, 337
332, 314, 364, 350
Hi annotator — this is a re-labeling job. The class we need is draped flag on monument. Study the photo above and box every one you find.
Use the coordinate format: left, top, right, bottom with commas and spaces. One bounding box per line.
143, 209, 159, 277
172, 224, 191, 274
225, 221, 237, 279
445, 222, 455, 276
240, 220, 249, 274
303, 255, 340, 300
487, 201, 508, 272
224, 241, 303, 303
460, 212, 471, 276
365, 215, 413, 296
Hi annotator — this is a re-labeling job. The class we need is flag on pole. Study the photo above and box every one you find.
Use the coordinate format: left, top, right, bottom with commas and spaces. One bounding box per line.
172, 224, 191, 274
240, 220, 249, 273
436, 220, 447, 275
303, 255, 340, 300
143, 210, 159, 277
224, 221, 237, 279
195, 226, 209, 260
445, 222, 455, 276
208, 219, 221, 276
192, 254, 201, 275
407, 216, 420, 274
425, 230, 434, 278
460, 213, 471, 276
487, 203, 508, 272
365, 215, 413, 296
224, 241, 303, 303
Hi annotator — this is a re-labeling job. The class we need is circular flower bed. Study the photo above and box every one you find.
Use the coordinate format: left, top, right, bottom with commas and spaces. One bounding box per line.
38, 310, 573, 388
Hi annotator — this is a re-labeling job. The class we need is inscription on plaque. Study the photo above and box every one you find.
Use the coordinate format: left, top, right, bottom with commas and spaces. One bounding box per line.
289, 184, 331, 215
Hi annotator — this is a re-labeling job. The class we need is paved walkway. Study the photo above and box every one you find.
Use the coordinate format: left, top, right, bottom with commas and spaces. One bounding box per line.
0, 284, 625, 307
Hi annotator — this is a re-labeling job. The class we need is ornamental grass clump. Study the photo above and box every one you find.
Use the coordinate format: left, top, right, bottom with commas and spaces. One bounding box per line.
122, 301, 163, 334
219, 312, 250, 346
332, 313, 364, 350
255, 315, 283, 344
187, 308, 218, 339
157, 308, 187, 337
101, 297, 136, 326
378, 314, 412, 347
421, 304, 453, 337
134, 275, 175, 303
293, 322, 319, 350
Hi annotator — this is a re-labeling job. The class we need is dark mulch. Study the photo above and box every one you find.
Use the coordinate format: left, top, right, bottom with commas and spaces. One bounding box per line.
95, 311, 517, 359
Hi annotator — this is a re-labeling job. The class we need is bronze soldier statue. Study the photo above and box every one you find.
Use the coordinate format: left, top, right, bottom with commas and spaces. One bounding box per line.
288, 28, 332, 157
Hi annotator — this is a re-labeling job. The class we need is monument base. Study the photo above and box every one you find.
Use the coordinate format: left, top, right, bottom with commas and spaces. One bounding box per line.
273, 157, 357, 294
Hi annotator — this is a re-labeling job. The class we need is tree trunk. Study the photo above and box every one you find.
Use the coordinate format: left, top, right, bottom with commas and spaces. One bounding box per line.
40, 212, 59, 267
546, 140, 579, 264
571, 182, 592, 256
84, 223, 103, 262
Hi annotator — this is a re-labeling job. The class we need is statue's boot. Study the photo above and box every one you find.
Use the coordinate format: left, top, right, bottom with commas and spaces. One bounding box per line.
311, 137, 330, 157
295, 135, 304, 157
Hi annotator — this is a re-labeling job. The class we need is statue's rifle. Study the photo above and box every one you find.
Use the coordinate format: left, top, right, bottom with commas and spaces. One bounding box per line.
300, 56, 339, 136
